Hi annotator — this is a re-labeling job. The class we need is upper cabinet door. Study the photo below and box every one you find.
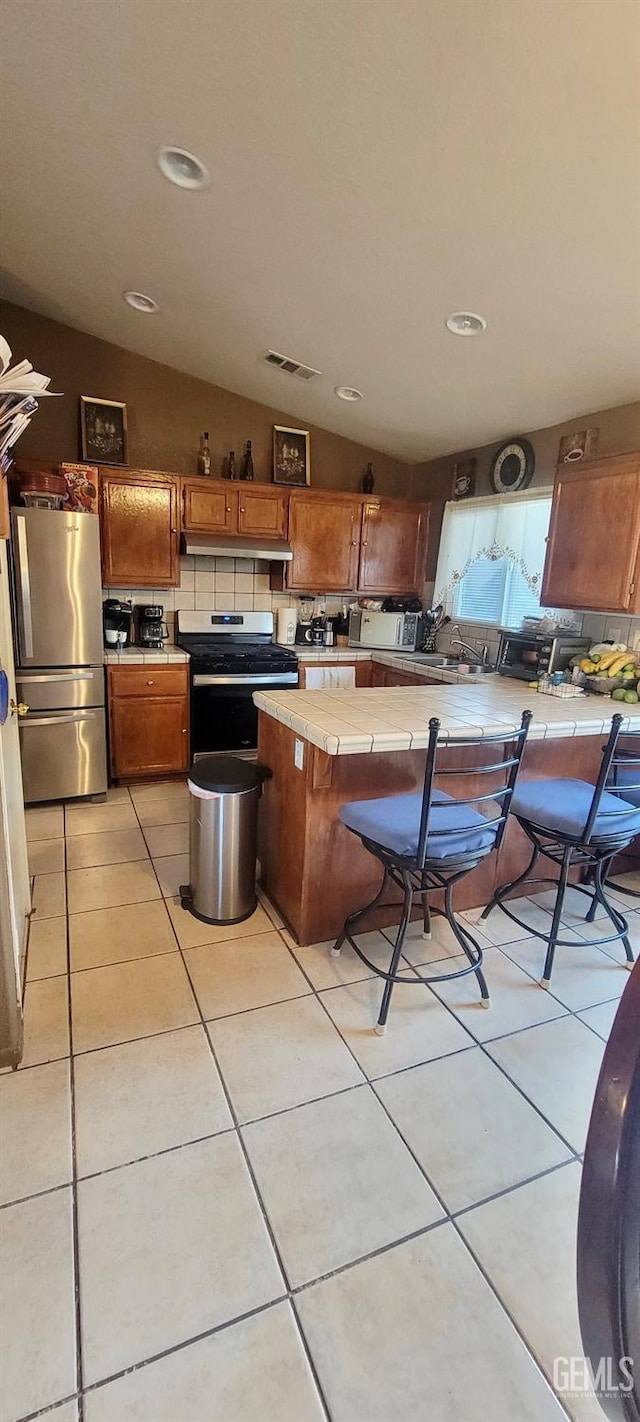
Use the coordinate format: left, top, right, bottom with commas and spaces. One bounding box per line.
182, 479, 237, 532
100, 471, 179, 587
358, 500, 428, 594
541, 454, 640, 613
237, 487, 289, 539
287, 493, 361, 592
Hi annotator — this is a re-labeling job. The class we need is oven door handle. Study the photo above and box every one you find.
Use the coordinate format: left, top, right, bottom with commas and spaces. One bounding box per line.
192, 673, 299, 687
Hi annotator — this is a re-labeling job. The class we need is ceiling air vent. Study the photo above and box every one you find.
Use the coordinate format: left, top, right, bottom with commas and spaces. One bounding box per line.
264, 350, 322, 381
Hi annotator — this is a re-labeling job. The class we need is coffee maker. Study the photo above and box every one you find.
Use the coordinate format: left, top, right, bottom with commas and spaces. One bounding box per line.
133, 604, 170, 649
103, 598, 133, 650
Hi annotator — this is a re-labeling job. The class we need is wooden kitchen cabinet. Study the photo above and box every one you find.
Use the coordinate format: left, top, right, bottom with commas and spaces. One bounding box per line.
541, 452, 640, 613
285, 492, 361, 592
181, 478, 289, 539
100, 470, 179, 587
371, 664, 438, 687
182, 479, 235, 533
358, 499, 428, 595
107, 665, 189, 779
237, 486, 288, 538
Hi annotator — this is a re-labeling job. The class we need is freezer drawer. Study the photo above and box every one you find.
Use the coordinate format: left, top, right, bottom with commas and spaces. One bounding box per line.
16, 666, 105, 711
19, 706, 108, 804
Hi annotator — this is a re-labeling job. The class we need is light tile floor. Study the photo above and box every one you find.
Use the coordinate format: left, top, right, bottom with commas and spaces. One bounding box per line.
4, 787, 637, 1420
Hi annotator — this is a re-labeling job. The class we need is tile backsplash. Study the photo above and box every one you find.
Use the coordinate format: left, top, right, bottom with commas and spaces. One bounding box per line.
103, 556, 348, 641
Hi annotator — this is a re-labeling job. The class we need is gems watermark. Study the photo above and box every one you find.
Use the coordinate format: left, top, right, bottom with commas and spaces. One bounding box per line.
553, 1355, 634, 1399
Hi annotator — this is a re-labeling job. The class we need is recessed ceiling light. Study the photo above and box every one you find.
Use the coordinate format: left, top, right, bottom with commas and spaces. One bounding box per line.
334, 385, 363, 402
123, 291, 159, 313
445, 312, 487, 336
157, 146, 209, 190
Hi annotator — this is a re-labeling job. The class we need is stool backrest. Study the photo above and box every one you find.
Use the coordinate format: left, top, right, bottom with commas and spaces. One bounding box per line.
416, 710, 532, 870
582, 713, 640, 845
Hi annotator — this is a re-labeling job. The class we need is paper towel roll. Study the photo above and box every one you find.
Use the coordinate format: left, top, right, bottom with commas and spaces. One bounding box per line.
277, 608, 297, 645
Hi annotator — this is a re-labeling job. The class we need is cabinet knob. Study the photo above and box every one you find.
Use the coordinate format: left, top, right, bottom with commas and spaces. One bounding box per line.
182, 728, 187, 734
146, 680, 155, 686
362, 541, 368, 547
240, 507, 245, 512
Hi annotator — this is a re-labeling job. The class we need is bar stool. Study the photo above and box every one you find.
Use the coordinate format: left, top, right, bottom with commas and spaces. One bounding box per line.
331, 711, 531, 1034
481, 713, 640, 986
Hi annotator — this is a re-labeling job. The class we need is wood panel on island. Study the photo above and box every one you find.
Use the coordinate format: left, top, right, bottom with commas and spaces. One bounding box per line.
107, 665, 189, 780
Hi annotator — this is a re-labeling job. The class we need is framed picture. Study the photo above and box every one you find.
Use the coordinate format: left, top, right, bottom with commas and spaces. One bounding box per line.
452, 456, 476, 500
80, 396, 128, 465
273, 425, 310, 486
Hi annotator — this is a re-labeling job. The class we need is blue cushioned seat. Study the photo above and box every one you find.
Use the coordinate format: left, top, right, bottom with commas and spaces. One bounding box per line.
511, 777, 640, 841
339, 787, 499, 861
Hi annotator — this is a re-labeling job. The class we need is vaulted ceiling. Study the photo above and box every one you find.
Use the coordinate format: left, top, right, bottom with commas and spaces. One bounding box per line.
1, 0, 638, 460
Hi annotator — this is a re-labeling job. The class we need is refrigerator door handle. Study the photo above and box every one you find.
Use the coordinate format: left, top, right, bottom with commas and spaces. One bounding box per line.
15, 516, 34, 659
21, 711, 98, 727
17, 671, 96, 683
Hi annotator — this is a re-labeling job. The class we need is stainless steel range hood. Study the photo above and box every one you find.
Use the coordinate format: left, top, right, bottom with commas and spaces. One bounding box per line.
182, 534, 292, 561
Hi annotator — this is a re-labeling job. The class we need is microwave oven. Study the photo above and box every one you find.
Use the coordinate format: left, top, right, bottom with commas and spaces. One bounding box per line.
497, 630, 591, 681
348, 609, 420, 651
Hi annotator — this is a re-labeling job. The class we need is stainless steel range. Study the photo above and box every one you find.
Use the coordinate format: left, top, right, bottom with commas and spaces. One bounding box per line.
176, 611, 298, 759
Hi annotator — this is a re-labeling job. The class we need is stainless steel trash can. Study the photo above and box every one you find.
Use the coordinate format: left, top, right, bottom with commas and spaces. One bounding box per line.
180, 756, 267, 925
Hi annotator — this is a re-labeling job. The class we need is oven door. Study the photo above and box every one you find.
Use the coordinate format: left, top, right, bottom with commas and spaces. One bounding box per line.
191, 672, 298, 757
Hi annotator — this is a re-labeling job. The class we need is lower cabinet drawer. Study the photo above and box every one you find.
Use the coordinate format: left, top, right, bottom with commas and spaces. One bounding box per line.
107, 665, 188, 698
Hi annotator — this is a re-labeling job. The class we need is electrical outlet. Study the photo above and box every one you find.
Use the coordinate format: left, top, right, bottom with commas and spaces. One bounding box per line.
632, 629, 640, 655
608, 626, 622, 645
294, 738, 305, 770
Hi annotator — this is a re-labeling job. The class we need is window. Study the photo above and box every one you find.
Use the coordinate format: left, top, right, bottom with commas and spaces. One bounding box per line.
434, 490, 552, 629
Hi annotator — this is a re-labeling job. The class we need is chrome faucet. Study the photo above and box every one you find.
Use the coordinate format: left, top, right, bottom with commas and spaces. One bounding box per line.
449, 625, 489, 666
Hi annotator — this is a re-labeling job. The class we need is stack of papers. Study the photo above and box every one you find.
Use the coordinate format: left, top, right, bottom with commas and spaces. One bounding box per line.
0, 334, 59, 474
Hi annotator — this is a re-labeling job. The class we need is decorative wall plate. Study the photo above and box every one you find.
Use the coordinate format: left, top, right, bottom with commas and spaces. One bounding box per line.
490, 438, 535, 494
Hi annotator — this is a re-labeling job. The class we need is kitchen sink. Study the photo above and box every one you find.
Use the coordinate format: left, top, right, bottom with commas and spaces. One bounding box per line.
411, 654, 495, 673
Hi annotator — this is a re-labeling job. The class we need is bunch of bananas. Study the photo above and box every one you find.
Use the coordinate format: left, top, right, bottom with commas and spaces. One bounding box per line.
579, 649, 638, 677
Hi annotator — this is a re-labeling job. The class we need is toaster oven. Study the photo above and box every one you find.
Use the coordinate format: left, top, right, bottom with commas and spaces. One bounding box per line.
497, 631, 591, 681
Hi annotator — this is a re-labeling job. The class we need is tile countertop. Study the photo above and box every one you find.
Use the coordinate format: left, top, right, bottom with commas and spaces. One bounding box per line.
296, 648, 492, 686
253, 680, 640, 756
104, 645, 190, 664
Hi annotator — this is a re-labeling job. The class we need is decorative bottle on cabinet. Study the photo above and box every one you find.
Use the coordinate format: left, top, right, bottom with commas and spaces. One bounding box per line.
197, 431, 212, 477
361, 461, 375, 494
227, 450, 237, 480
239, 439, 254, 481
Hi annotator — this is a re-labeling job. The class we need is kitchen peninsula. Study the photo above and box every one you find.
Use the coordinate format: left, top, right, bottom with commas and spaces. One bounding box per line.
255, 680, 640, 946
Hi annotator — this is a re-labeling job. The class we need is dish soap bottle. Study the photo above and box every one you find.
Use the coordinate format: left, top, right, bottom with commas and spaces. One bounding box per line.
197, 431, 211, 477
239, 439, 254, 481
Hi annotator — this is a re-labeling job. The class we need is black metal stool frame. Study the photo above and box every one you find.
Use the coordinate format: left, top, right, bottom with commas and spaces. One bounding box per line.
331, 711, 532, 1034
481, 713, 639, 987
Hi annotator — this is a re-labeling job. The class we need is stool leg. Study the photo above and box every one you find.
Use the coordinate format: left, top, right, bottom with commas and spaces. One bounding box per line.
541, 848, 572, 987
422, 880, 432, 941
481, 841, 539, 923
332, 867, 389, 957
593, 859, 635, 969
446, 882, 490, 1008
376, 876, 413, 1035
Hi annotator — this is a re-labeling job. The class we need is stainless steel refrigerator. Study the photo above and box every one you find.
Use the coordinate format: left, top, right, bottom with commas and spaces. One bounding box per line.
10, 507, 107, 802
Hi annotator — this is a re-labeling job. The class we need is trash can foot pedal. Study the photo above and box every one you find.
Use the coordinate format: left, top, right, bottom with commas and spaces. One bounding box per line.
179, 885, 193, 912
